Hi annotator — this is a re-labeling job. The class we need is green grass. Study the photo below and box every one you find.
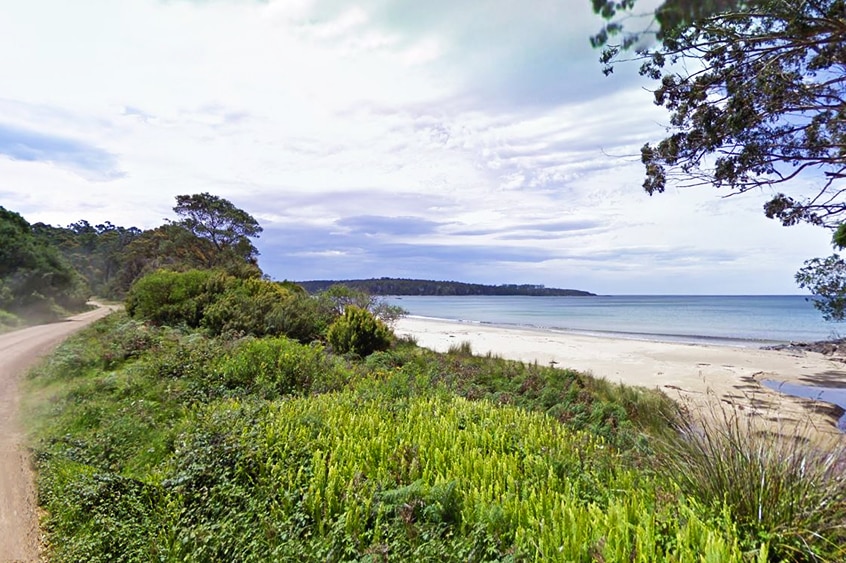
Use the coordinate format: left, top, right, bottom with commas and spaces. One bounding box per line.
0, 307, 21, 332
22, 313, 846, 561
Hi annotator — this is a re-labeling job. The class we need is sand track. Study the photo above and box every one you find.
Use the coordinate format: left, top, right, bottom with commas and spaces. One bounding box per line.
0, 306, 114, 562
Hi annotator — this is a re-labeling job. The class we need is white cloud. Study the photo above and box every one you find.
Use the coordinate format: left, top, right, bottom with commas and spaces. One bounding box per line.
0, 0, 834, 294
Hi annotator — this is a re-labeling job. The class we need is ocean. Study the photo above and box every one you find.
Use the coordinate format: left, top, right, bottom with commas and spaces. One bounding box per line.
385, 295, 842, 347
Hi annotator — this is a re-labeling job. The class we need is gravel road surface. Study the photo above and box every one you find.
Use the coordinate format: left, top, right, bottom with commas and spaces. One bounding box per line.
0, 306, 114, 562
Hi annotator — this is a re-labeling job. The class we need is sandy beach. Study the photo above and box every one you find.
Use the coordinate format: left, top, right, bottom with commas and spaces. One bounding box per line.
395, 316, 846, 441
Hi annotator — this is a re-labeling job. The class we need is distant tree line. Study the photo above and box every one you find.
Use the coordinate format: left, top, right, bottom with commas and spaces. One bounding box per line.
297, 278, 595, 297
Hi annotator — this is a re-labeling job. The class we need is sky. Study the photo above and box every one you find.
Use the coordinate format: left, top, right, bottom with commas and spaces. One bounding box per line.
0, 0, 836, 294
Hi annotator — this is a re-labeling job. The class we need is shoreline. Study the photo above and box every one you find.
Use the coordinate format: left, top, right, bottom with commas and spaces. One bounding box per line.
394, 316, 846, 441
385, 294, 838, 346
401, 314, 786, 348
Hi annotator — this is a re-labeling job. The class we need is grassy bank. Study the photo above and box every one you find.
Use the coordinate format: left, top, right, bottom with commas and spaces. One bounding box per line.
24, 313, 846, 561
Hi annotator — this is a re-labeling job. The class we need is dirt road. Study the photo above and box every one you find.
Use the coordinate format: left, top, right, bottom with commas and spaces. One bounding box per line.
0, 306, 115, 562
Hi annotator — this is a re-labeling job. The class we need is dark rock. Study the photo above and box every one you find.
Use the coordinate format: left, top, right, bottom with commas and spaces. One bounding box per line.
763, 338, 846, 362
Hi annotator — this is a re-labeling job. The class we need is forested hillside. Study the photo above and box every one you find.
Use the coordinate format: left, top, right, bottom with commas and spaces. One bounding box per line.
299, 278, 595, 296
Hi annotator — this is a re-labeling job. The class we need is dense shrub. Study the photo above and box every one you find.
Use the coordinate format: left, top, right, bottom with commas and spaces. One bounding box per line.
268, 292, 333, 343
214, 337, 350, 397
202, 280, 337, 342
327, 306, 392, 356
125, 269, 218, 327
126, 270, 334, 341
200, 277, 291, 336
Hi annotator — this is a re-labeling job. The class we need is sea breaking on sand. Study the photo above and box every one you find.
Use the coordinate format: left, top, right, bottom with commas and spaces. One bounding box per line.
395, 316, 846, 443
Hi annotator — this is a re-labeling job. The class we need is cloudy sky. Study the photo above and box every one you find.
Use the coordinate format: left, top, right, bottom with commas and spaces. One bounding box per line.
0, 0, 835, 294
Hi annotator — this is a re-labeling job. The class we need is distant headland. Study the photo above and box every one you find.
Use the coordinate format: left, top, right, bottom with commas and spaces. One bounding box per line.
296, 278, 595, 297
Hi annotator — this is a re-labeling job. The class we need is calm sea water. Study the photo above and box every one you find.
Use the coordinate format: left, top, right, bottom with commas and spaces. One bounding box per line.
385, 295, 842, 347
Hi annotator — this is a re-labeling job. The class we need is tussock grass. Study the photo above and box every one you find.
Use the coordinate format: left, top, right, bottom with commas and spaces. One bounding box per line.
658, 399, 846, 561
446, 340, 473, 356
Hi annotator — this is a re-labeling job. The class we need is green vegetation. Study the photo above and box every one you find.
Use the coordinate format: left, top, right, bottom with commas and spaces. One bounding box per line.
9, 192, 845, 560
33, 220, 142, 299
0, 206, 88, 327
660, 405, 846, 559
298, 278, 595, 297
171, 192, 263, 269
124, 269, 399, 344
125, 269, 221, 328
327, 306, 392, 357
24, 310, 846, 561
1, 192, 266, 330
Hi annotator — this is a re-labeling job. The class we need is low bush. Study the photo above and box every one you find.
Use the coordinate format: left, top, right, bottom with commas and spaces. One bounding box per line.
327, 306, 392, 357
316, 285, 407, 326
214, 337, 350, 397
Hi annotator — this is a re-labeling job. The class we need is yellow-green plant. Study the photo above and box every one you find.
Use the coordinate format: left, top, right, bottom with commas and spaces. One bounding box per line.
247, 391, 745, 561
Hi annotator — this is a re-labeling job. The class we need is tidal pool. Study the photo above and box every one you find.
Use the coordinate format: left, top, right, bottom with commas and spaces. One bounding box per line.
761, 380, 846, 432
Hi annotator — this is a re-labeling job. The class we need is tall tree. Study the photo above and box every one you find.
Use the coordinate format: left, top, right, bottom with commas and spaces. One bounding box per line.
172, 192, 263, 264
114, 194, 264, 293
592, 0, 846, 318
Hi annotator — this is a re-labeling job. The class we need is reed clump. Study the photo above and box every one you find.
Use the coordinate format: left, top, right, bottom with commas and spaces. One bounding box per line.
657, 399, 846, 561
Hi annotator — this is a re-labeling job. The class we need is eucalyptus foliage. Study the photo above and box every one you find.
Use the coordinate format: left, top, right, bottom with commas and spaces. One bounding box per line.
593, 0, 846, 317
796, 253, 846, 321
173, 192, 263, 263
594, 0, 845, 225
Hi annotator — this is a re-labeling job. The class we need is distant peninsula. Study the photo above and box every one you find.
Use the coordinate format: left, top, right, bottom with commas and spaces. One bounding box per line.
297, 278, 595, 297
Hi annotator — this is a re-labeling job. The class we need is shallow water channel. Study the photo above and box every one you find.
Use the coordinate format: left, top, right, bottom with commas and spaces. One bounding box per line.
761, 380, 846, 432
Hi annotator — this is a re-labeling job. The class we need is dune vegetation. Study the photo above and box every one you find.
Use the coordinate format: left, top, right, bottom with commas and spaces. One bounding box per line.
23, 268, 846, 562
